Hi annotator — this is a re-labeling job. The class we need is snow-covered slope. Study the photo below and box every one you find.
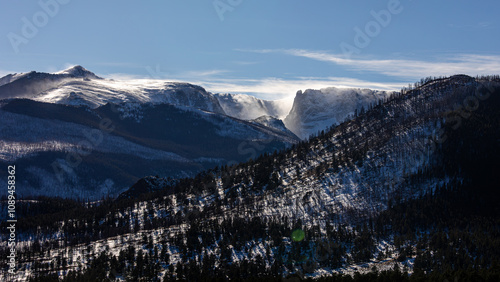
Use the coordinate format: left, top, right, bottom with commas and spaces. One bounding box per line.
0, 65, 99, 88
251, 115, 296, 137
215, 93, 292, 120
37, 79, 226, 114
284, 87, 393, 139
0, 66, 226, 114
0, 72, 31, 87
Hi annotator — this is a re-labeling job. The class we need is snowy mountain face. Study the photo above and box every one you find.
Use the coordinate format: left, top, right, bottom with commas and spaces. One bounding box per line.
215, 93, 292, 120
0, 72, 33, 87
251, 115, 296, 137
0, 66, 302, 136
4, 75, 498, 281
284, 87, 393, 139
55, 65, 101, 78
0, 65, 101, 100
0, 66, 226, 114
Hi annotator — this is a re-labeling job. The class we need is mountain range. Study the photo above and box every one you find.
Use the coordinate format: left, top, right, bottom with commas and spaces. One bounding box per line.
0, 66, 390, 199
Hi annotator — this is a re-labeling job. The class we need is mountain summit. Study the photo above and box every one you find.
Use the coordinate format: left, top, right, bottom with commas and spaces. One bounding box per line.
55, 65, 101, 79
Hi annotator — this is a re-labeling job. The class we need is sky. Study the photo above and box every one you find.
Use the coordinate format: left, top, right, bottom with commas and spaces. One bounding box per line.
0, 0, 499, 100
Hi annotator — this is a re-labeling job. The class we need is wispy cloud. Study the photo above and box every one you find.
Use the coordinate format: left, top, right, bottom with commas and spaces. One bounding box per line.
182, 69, 230, 78
239, 49, 500, 79
94, 62, 139, 67
104, 68, 229, 81
232, 61, 260, 66
104, 73, 147, 81
448, 21, 494, 29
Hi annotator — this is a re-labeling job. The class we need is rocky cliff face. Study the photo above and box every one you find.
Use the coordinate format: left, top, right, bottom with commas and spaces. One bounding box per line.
284, 87, 392, 139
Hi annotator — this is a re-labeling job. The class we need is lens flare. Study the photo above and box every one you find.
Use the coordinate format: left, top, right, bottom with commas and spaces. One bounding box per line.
291, 229, 305, 242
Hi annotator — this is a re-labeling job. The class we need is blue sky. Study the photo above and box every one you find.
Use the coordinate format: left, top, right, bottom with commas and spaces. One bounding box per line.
1, 0, 499, 100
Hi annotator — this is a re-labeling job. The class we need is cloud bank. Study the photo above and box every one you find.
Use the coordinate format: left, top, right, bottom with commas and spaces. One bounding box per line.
241, 49, 500, 79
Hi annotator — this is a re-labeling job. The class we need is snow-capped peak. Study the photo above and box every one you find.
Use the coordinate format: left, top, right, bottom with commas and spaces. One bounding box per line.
55, 65, 101, 79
